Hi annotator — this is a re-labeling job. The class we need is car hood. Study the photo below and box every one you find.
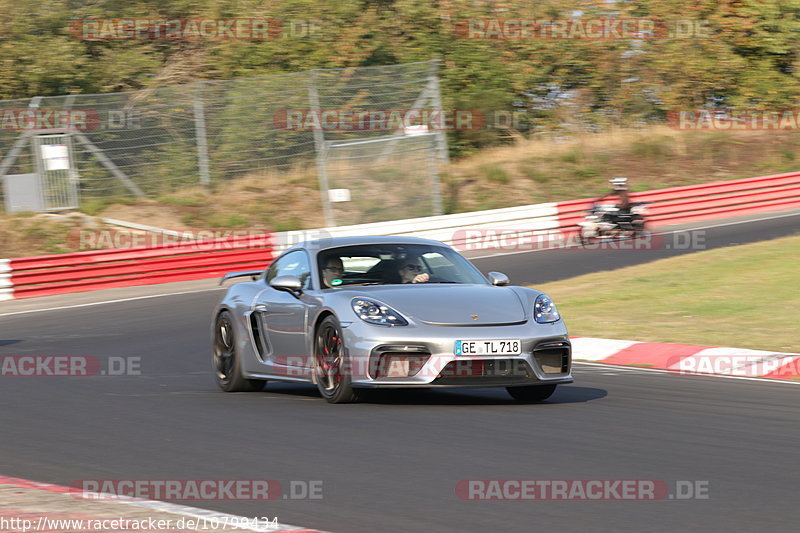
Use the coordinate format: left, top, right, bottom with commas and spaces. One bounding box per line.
342, 284, 528, 326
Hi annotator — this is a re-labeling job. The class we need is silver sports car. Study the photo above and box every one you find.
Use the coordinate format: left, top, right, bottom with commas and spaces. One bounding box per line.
211, 236, 572, 403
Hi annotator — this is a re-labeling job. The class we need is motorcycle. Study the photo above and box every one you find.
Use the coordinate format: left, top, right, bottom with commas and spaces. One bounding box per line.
578, 201, 649, 245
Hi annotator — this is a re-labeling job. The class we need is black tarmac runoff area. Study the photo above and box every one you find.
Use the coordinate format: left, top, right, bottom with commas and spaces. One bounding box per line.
1, 211, 799, 533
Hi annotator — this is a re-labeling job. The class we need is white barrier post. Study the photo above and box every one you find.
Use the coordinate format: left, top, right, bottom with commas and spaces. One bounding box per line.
0, 259, 14, 301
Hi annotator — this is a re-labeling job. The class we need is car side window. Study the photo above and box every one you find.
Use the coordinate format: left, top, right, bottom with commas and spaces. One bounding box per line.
266, 251, 312, 290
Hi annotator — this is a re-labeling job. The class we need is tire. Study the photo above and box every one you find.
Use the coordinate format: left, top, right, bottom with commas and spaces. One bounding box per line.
506, 384, 557, 402
579, 229, 596, 246
632, 218, 648, 239
313, 315, 360, 404
213, 310, 265, 392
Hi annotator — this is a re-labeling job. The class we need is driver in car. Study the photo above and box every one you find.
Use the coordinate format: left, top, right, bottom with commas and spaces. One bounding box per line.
322, 257, 344, 288
398, 256, 429, 284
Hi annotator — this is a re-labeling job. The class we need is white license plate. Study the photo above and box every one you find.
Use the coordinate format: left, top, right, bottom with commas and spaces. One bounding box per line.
455, 339, 521, 356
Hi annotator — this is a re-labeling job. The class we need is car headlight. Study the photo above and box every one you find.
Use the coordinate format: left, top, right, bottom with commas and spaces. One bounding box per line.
534, 294, 560, 323
351, 297, 408, 326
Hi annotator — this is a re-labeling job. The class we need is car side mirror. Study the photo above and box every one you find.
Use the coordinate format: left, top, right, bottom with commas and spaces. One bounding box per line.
488, 271, 510, 286
269, 275, 303, 296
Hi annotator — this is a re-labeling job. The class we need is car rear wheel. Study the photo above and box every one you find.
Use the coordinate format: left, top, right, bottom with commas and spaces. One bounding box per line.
213, 310, 265, 392
314, 316, 360, 404
506, 384, 557, 402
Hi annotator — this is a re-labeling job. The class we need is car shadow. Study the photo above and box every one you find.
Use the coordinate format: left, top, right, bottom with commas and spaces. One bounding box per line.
261, 383, 607, 405
0, 340, 22, 347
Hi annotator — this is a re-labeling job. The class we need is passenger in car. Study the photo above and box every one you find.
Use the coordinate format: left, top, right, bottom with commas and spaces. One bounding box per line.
398, 256, 429, 284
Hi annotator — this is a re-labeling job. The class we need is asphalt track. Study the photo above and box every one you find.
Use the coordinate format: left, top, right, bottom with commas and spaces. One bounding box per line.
1, 212, 799, 533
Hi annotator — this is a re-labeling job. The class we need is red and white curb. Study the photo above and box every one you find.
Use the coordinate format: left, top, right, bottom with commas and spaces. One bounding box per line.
571, 337, 800, 380
0, 475, 327, 533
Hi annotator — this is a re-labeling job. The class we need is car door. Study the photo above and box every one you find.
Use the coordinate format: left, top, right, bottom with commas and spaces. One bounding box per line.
254, 250, 313, 367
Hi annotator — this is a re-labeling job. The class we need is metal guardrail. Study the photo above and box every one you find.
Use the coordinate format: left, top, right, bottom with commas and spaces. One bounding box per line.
6, 234, 275, 299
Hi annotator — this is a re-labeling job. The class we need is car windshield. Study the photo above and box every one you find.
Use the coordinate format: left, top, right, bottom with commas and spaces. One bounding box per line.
318, 243, 488, 287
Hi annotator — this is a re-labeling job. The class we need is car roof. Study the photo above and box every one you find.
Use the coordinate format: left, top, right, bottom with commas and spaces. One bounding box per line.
284, 235, 452, 256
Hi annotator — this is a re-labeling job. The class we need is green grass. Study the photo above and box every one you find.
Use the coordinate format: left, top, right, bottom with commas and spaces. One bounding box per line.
7, 218, 77, 255
631, 136, 674, 161
78, 197, 136, 216
559, 147, 583, 164
78, 199, 111, 216
520, 164, 551, 183
269, 216, 302, 232
207, 213, 250, 228
533, 234, 800, 353
571, 165, 602, 179
156, 195, 209, 207
478, 164, 510, 184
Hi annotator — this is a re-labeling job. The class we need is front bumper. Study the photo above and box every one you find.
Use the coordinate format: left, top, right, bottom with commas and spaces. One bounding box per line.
341, 320, 573, 388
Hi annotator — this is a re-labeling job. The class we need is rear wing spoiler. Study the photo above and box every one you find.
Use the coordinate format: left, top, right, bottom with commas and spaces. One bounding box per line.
219, 270, 263, 286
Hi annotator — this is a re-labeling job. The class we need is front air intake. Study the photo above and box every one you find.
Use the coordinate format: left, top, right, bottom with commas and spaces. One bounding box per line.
533, 341, 571, 374
369, 345, 431, 379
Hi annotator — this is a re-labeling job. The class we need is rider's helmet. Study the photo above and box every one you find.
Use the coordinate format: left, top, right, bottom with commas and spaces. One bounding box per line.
609, 177, 628, 191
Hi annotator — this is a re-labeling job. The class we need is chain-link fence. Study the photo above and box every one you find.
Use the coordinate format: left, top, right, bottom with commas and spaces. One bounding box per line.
0, 60, 447, 225
322, 134, 442, 226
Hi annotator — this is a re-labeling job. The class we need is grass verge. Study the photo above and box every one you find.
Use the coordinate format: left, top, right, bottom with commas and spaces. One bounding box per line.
534, 234, 800, 353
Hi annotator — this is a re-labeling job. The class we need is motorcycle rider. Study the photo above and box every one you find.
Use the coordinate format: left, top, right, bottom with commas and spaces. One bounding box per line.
595, 177, 631, 224
580, 176, 647, 243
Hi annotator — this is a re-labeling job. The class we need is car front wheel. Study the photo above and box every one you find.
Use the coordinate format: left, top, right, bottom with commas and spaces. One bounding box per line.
313, 316, 360, 404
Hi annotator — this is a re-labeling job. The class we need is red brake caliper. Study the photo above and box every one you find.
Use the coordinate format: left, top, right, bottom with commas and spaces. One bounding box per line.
332, 335, 341, 382
321, 334, 330, 371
